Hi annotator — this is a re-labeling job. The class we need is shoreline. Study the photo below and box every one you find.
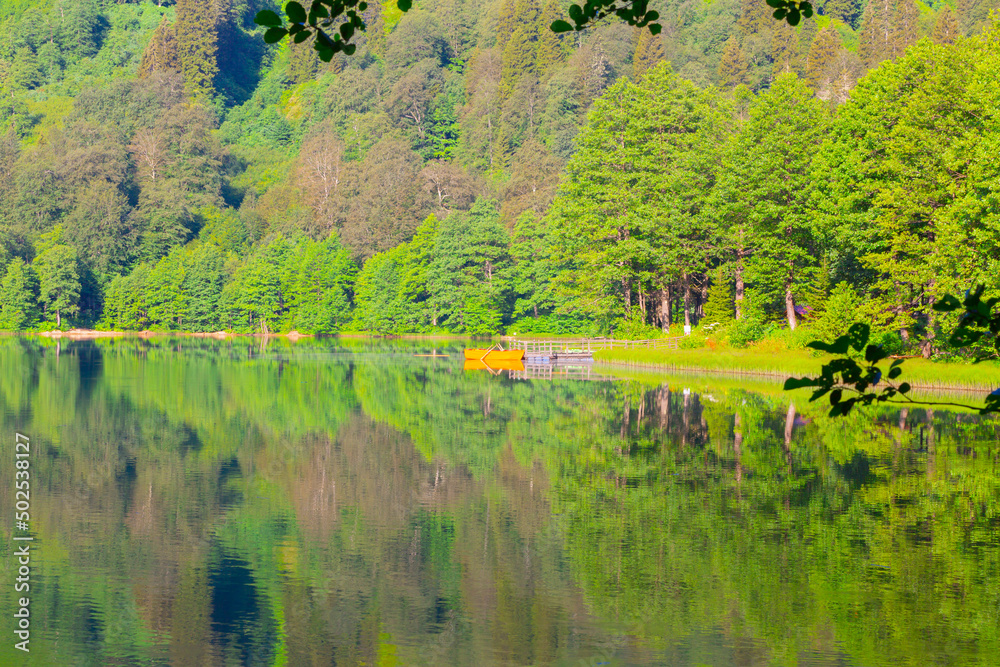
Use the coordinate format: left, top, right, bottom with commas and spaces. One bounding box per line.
26, 329, 479, 341
593, 349, 1000, 394
33, 329, 310, 340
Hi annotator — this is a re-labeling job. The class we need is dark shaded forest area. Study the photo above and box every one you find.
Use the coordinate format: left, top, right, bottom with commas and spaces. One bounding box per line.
0, 0, 998, 357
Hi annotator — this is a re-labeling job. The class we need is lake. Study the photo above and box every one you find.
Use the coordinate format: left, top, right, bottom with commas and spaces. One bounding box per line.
1, 337, 998, 666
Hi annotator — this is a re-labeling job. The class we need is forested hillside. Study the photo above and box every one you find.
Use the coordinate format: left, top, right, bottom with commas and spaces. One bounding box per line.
0, 0, 997, 355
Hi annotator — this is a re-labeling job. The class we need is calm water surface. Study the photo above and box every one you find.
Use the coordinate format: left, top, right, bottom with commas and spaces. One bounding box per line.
1, 337, 998, 666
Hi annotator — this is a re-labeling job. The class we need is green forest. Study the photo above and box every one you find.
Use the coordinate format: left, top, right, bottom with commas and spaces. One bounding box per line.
0, 0, 998, 356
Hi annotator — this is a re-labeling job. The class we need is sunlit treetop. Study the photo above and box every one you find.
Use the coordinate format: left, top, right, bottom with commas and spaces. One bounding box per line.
256, 0, 813, 62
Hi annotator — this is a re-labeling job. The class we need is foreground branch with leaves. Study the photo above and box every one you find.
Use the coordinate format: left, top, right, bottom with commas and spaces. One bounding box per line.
784, 289, 1000, 417
255, 0, 813, 61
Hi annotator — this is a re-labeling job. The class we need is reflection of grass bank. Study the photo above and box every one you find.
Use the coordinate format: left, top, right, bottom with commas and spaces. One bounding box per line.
594, 345, 1000, 393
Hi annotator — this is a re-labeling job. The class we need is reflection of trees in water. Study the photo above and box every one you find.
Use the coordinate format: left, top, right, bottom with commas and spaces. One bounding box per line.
1, 338, 998, 665
550, 382, 1000, 665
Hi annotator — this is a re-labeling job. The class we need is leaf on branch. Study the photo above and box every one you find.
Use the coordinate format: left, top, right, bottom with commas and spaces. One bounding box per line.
550, 19, 574, 32
264, 27, 289, 43
254, 10, 283, 27
933, 294, 961, 312
864, 344, 886, 363
846, 323, 870, 352
285, 1, 308, 24
783, 377, 817, 390
807, 337, 849, 355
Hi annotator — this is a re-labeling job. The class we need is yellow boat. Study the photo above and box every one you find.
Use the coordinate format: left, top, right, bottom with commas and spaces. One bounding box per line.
463, 349, 525, 361
463, 359, 525, 372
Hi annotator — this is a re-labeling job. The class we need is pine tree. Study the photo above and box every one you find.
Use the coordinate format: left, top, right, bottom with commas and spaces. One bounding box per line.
771, 20, 798, 77
702, 267, 734, 329
496, 0, 517, 52
806, 27, 842, 87
932, 6, 961, 45
633, 27, 665, 80
798, 257, 831, 318
0, 258, 39, 331
287, 40, 320, 85
138, 18, 181, 78
718, 37, 749, 89
535, 0, 567, 75
890, 0, 919, 60
823, 0, 862, 29
738, 0, 773, 37
500, 25, 537, 100
955, 0, 987, 35
174, 0, 219, 99
182, 244, 225, 331
514, 0, 542, 27
712, 73, 829, 331
860, 0, 894, 67
34, 244, 80, 329
291, 235, 356, 333
812, 282, 860, 343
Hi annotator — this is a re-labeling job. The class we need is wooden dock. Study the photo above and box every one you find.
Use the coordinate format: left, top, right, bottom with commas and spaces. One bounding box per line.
505, 336, 683, 360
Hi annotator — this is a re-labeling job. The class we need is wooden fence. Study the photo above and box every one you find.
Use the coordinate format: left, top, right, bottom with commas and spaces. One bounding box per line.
505, 336, 683, 355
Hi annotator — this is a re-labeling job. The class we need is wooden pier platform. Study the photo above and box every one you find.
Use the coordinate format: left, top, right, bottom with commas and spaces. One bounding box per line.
506, 336, 684, 360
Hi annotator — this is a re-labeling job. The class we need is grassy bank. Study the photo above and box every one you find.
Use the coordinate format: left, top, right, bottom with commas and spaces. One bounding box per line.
594, 346, 1000, 393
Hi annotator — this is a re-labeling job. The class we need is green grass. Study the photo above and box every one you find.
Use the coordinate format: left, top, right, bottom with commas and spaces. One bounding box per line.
594, 346, 1000, 392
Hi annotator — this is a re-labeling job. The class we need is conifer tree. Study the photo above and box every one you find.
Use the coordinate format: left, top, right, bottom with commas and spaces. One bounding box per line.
287, 40, 320, 85
955, 0, 988, 34
500, 25, 537, 99
718, 37, 749, 89
932, 7, 960, 45
797, 257, 830, 318
138, 18, 181, 78
34, 244, 80, 329
860, 0, 894, 67
535, 0, 567, 75
890, 0, 919, 60
291, 235, 356, 333
806, 27, 842, 87
823, 0, 862, 29
175, 0, 219, 99
771, 19, 798, 76
514, 0, 542, 27
812, 282, 860, 343
496, 0, 517, 52
0, 258, 39, 331
182, 244, 225, 331
738, 0, 773, 38
633, 27, 664, 80
702, 267, 734, 328
713, 73, 829, 331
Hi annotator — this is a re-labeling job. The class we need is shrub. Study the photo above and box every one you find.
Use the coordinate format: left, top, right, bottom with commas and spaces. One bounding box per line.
612, 314, 666, 340
813, 282, 861, 343
679, 334, 707, 349
870, 329, 905, 356
729, 317, 768, 348
727, 291, 768, 348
